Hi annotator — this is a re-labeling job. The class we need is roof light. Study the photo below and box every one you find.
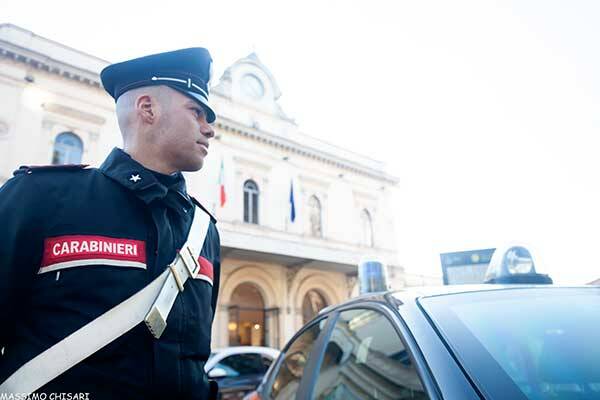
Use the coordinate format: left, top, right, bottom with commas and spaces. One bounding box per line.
484, 245, 552, 284
358, 256, 389, 294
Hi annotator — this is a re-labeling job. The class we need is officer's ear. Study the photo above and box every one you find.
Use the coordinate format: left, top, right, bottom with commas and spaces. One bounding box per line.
136, 94, 156, 124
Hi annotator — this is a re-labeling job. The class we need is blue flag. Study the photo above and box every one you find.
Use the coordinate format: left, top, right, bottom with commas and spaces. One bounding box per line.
289, 180, 296, 222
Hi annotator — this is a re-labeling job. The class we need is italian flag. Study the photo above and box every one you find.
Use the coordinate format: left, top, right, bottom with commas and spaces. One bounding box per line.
219, 159, 226, 207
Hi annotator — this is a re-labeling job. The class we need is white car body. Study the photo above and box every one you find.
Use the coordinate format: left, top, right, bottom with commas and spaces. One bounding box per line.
205, 346, 280, 372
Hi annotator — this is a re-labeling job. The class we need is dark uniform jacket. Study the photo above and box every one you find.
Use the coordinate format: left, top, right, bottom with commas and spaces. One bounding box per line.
0, 148, 221, 399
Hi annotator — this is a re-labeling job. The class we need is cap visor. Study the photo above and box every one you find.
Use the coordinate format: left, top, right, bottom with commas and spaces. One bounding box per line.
182, 91, 216, 123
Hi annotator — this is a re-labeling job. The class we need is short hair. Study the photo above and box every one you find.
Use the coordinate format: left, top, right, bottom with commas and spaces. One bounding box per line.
115, 86, 173, 137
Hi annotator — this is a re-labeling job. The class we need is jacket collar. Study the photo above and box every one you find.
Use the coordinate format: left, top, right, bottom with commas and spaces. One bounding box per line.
99, 148, 192, 212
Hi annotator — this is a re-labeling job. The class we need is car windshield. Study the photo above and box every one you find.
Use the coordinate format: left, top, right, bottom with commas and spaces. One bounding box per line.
419, 287, 600, 400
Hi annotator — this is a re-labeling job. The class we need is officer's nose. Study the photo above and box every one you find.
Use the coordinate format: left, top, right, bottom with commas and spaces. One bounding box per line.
200, 120, 215, 139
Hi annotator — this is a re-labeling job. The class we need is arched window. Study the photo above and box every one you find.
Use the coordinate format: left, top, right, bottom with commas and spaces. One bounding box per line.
243, 180, 259, 224
52, 132, 83, 165
361, 209, 374, 247
308, 195, 322, 237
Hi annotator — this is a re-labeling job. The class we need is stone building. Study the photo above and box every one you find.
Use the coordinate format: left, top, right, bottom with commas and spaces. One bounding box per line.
0, 24, 408, 348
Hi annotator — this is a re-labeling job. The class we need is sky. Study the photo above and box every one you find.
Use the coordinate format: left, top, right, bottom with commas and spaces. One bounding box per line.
2, 0, 599, 284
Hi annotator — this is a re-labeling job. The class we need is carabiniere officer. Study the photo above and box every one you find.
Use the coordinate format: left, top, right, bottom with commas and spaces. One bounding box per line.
0, 48, 221, 399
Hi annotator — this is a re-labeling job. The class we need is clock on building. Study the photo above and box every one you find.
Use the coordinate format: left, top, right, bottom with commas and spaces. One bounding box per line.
241, 73, 265, 100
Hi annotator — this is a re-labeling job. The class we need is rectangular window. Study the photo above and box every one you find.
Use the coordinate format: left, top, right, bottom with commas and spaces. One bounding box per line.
244, 191, 250, 223
252, 193, 259, 224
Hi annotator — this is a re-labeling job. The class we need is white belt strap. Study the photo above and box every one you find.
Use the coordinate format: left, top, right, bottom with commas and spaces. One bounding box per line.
0, 206, 211, 395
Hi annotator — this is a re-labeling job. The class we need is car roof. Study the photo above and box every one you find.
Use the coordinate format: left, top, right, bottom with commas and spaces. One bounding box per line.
391, 283, 594, 301
211, 346, 280, 357
319, 284, 595, 314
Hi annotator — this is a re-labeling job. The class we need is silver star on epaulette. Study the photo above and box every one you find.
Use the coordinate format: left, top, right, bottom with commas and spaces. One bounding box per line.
129, 174, 141, 183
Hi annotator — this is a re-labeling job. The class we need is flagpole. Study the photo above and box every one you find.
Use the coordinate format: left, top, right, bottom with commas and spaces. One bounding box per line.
218, 158, 226, 217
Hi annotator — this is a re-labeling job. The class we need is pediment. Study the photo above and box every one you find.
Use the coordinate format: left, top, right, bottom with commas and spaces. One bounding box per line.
213, 53, 291, 120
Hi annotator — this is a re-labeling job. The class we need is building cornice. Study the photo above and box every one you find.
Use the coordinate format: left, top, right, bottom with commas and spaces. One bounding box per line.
219, 220, 399, 270
42, 102, 107, 125
0, 24, 400, 186
0, 40, 103, 88
216, 116, 400, 185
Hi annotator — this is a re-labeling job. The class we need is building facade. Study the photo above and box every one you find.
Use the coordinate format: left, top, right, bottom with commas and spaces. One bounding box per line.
0, 24, 408, 348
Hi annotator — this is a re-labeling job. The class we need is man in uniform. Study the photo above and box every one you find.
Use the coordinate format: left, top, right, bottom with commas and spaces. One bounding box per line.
0, 48, 220, 399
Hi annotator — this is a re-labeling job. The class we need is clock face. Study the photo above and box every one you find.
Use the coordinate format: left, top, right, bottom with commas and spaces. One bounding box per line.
241, 74, 265, 100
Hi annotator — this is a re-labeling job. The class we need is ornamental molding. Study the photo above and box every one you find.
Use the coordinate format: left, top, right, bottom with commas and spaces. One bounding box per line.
232, 155, 272, 173
0, 41, 103, 88
353, 189, 379, 203
298, 174, 331, 191
286, 265, 304, 291
216, 117, 399, 185
1, 26, 400, 186
42, 102, 106, 125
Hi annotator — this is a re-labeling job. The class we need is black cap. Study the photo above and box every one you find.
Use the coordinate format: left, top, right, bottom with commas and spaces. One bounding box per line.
100, 47, 216, 123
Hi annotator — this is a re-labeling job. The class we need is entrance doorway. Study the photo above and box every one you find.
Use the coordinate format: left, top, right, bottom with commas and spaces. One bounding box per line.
228, 283, 279, 347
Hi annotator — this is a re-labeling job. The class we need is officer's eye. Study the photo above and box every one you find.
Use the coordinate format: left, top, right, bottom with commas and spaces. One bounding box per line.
191, 107, 204, 118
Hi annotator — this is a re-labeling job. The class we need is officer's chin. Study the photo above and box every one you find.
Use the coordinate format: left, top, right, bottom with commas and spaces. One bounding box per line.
180, 157, 205, 172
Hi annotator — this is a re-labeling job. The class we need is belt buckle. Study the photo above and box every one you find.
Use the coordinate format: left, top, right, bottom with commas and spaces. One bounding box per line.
169, 264, 185, 292
180, 245, 200, 278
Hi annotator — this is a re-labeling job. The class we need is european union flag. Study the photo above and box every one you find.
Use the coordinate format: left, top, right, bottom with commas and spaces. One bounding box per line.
289, 181, 296, 222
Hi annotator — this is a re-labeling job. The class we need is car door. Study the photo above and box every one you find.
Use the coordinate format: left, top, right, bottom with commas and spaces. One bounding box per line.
301, 306, 434, 400
214, 353, 273, 400
260, 315, 331, 400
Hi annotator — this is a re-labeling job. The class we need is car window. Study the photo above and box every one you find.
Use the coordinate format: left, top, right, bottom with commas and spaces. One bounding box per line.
312, 308, 429, 400
215, 353, 268, 377
420, 287, 600, 400
270, 319, 327, 400
262, 355, 274, 370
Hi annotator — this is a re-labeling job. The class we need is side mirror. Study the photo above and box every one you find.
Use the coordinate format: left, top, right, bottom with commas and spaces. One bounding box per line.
208, 367, 228, 379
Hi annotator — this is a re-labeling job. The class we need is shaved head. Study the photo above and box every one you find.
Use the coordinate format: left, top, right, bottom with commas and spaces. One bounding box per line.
114, 85, 215, 174
116, 86, 172, 140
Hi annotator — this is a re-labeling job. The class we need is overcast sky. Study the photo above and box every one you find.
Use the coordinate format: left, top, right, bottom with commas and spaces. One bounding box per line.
2, 0, 599, 284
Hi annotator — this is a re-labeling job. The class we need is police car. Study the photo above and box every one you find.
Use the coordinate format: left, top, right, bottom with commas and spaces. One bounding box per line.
244, 246, 600, 400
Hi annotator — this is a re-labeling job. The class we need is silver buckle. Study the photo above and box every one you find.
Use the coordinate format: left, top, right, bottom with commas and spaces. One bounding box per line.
180, 245, 200, 278
169, 264, 185, 292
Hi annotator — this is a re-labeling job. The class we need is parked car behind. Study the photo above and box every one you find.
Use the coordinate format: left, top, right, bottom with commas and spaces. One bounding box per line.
206, 346, 280, 400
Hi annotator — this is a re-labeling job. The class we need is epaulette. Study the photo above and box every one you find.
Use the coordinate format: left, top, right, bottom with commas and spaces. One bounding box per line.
191, 197, 217, 224
13, 164, 89, 176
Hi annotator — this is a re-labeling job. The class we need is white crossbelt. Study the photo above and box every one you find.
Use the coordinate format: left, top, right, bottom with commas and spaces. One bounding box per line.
0, 206, 211, 395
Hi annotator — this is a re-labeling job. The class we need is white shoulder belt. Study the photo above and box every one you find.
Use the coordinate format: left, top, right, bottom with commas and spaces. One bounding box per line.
0, 205, 211, 394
